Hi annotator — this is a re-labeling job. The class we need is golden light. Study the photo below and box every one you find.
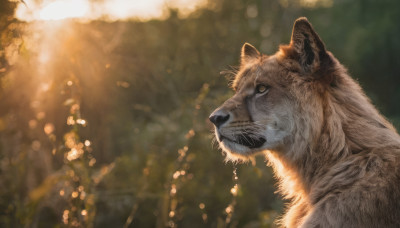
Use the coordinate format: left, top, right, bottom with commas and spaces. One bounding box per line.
44, 123, 55, 135
67, 116, 75, 125
76, 119, 87, 126
84, 140, 91, 147
15, 0, 206, 22
102, 0, 165, 20
230, 184, 238, 196
225, 205, 233, 214
66, 147, 84, 161
173, 171, 181, 179
170, 184, 177, 196
62, 210, 69, 224
71, 191, 79, 198
39, 0, 89, 21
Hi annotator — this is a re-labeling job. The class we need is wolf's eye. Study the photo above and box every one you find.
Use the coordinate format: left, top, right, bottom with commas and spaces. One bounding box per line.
256, 84, 269, 94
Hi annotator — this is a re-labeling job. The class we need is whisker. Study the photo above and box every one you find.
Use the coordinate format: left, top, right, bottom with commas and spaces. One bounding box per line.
239, 132, 254, 146
220, 65, 239, 88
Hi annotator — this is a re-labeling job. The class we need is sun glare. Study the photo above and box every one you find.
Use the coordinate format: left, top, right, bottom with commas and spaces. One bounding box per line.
39, 0, 89, 20
16, 0, 206, 22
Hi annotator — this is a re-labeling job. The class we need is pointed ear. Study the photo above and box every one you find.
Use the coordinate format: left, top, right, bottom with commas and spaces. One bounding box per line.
289, 17, 330, 74
241, 43, 261, 66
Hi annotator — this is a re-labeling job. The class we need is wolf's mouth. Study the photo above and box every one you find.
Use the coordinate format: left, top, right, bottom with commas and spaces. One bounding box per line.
220, 134, 266, 149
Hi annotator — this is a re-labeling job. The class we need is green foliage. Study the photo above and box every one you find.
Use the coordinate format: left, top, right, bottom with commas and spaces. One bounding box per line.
0, 0, 400, 227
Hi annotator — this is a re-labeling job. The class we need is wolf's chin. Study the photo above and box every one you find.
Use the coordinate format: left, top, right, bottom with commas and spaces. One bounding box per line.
219, 142, 251, 162
218, 138, 264, 162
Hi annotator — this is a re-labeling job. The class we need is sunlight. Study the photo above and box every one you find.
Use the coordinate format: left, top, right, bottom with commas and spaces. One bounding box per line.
102, 0, 165, 20
16, 0, 206, 21
39, 0, 89, 20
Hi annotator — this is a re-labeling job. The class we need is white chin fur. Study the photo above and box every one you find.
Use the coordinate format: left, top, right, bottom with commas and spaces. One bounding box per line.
218, 139, 255, 162
215, 129, 267, 162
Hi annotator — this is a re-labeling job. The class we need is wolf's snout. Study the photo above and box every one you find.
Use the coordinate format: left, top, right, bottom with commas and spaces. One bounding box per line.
209, 109, 230, 128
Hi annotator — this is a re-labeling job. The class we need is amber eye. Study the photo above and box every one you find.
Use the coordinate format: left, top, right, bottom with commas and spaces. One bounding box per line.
255, 84, 269, 94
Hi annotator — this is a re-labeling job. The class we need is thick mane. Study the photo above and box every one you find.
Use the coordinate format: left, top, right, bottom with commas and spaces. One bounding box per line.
268, 53, 400, 227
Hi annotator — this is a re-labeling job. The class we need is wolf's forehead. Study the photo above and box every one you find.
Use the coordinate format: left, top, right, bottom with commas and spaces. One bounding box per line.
233, 58, 279, 90
233, 64, 263, 89
260, 56, 280, 72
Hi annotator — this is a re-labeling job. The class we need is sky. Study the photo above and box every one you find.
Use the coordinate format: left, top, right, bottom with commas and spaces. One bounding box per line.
15, 0, 206, 21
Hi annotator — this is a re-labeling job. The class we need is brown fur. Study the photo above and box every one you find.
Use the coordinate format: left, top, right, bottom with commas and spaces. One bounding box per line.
209, 18, 400, 227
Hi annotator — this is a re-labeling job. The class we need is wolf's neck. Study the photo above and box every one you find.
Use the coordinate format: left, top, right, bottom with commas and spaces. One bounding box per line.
267, 75, 400, 202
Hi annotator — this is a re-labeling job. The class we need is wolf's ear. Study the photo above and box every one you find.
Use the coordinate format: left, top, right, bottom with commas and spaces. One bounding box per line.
288, 17, 331, 74
241, 43, 261, 66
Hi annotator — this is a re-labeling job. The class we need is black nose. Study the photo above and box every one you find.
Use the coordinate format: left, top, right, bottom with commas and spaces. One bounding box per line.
209, 110, 230, 128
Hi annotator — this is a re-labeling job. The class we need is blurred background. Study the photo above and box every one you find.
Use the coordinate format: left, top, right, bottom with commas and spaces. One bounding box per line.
0, 0, 399, 227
